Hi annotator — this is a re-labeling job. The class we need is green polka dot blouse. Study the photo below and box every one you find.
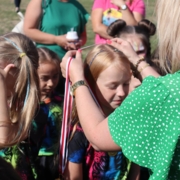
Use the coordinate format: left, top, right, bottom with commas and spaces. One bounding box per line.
108, 71, 180, 180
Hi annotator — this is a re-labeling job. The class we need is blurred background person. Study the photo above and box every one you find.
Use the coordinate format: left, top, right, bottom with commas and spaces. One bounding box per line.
14, 0, 21, 12
24, 0, 90, 94
91, 0, 145, 44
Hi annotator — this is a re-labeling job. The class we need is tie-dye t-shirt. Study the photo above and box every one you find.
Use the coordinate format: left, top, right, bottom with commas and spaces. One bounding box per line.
38, 94, 63, 156
68, 124, 131, 180
92, 0, 145, 44
0, 107, 48, 180
0, 93, 63, 180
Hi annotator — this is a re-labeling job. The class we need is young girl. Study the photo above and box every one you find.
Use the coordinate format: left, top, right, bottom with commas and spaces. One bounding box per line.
107, 19, 156, 95
0, 47, 63, 180
107, 19, 156, 64
0, 32, 39, 147
35, 47, 63, 180
64, 44, 140, 180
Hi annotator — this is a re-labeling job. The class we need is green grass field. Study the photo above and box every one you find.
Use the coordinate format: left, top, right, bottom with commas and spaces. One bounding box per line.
0, 0, 157, 50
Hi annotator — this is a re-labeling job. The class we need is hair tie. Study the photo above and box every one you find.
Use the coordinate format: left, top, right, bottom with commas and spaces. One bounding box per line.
20, 52, 26, 58
3, 36, 30, 110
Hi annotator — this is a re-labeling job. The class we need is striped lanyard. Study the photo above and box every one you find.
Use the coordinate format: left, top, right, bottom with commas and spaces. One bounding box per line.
59, 56, 104, 174
59, 57, 73, 174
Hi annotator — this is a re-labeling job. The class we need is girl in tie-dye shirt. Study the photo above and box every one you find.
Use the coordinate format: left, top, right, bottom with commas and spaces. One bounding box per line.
0, 47, 63, 180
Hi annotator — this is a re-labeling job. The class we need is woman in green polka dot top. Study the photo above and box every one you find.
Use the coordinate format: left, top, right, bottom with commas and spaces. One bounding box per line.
60, 0, 180, 179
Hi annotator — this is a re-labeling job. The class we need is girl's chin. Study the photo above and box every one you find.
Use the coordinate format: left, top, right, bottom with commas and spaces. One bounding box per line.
112, 101, 122, 107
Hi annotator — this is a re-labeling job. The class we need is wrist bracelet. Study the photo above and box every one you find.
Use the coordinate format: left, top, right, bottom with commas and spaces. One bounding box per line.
134, 57, 145, 69
138, 63, 150, 73
70, 80, 88, 97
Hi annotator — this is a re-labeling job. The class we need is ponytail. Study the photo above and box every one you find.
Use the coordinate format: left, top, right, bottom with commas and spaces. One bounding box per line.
0, 33, 39, 146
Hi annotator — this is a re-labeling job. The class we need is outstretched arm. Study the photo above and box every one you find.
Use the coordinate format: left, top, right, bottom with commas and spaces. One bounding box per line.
61, 51, 120, 151
24, 0, 76, 50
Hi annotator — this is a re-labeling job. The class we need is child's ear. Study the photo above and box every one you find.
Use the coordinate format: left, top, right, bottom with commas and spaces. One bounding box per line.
3, 64, 17, 78
4, 64, 16, 72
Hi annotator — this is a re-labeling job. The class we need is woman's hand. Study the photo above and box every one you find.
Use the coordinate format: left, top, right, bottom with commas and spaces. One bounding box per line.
55, 35, 78, 50
108, 38, 160, 79
60, 50, 85, 84
56, 35, 82, 50
109, 38, 140, 65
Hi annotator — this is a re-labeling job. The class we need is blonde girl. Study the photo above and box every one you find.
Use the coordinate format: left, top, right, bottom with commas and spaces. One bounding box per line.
64, 44, 140, 180
0, 32, 39, 147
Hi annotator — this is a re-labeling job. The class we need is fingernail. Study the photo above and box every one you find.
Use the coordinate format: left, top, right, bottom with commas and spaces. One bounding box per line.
78, 49, 82, 53
106, 40, 112, 44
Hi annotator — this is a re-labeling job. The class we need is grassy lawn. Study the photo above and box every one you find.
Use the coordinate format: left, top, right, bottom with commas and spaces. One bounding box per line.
0, 0, 157, 50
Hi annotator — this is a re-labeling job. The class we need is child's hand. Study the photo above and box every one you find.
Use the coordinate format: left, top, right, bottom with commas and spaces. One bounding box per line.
60, 50, 85, 84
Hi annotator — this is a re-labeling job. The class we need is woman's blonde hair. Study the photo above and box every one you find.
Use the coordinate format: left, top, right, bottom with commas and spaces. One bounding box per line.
156, 0, 180, 73
0, 33, 40, 147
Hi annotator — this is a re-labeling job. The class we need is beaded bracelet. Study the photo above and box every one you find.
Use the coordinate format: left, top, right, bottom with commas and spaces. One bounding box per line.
139, 63, 150, 73
134, 57, 145, 69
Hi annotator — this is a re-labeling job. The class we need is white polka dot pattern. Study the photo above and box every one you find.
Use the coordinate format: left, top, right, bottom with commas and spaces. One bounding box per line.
108, 72, 180, 180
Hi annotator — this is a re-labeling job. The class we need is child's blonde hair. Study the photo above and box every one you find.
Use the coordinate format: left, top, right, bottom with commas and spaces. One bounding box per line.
70, 44, 130, 139
0, 33, 40, 147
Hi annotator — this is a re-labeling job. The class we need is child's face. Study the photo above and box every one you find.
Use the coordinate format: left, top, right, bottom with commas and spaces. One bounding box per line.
95, 63, 131, 115
38, 62, 59, 101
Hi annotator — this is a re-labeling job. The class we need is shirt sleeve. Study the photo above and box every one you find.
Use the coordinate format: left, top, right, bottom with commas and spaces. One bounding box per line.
75, 1, 90, 22
108, 74, 180, 179
92, 0, 106, 10
74, 1, 90, 34
129, 0, 145, 16
68, 128, 88, 163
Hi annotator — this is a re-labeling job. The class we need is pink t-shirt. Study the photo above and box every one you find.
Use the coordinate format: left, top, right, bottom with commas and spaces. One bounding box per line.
92, 0, 146, 44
